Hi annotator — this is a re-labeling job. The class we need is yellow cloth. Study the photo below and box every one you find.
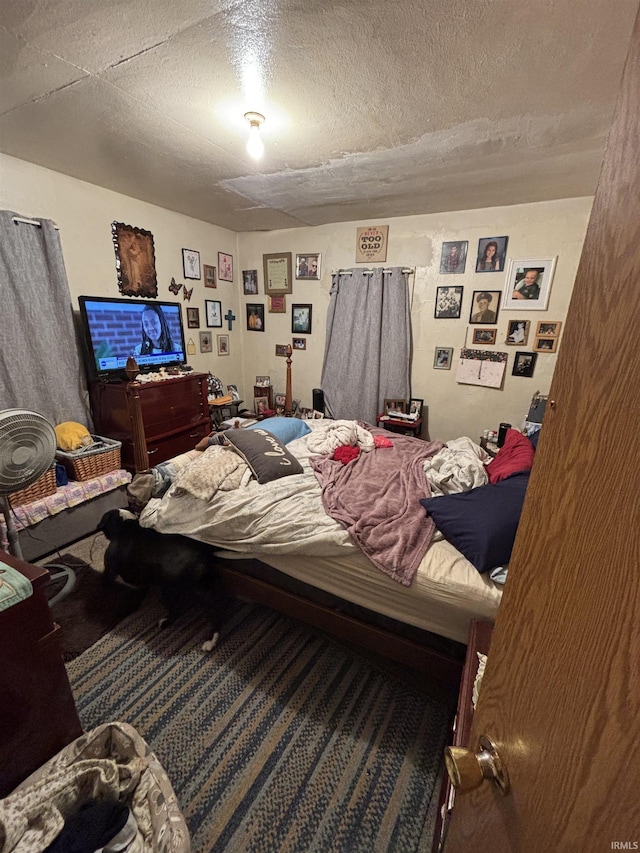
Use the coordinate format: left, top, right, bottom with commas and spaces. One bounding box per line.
55, 421, 92, 451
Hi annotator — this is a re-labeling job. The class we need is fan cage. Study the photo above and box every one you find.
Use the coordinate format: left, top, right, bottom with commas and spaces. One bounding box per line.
0, 409, 57, 496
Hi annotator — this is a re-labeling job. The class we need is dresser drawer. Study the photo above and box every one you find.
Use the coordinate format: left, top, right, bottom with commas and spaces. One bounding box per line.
146, 421, 210, 466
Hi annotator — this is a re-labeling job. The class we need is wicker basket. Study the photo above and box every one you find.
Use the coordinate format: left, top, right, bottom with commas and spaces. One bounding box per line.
9, 465, 57, 507
56, 435, 122, 481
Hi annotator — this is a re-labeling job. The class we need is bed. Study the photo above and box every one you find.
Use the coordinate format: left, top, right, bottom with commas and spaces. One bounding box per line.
135, 416, 536, 691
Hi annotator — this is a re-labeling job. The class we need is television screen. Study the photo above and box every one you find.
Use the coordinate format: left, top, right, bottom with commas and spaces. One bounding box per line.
78, 296, 187, 378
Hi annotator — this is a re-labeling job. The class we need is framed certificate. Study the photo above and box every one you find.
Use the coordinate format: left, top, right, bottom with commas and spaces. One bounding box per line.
263, 253, 293, 294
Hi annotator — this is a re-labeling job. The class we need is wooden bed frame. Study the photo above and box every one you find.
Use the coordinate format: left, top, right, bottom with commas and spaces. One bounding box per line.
216, 557, 465, 696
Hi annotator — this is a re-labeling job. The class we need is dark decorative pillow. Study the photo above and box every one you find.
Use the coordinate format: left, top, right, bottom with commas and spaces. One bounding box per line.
420, 473, 530, 573
225, 428, 303, 484
486, 428, 535, 484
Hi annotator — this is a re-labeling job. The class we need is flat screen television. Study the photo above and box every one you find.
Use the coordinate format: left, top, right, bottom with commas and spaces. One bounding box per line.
78, 296, 188, 379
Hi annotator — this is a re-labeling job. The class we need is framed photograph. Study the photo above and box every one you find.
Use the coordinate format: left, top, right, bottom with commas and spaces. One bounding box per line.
268, 295, 286, 313
217, 334, 229, 356
434, 286, 463, 319
312, 410, 325, 419
502, 257, 558, 310
296, 254, 321, 280
292, 304, 312, 334
263, 252, 293, 295
439, 241, 468, 274
469, 290, 501, 324
475, 236, 509, 272
218, 252, 233, 282
186, 307, 200, 328
274, 393, 286, 407
534, 336, 558, 353
505, 319, 531, 346
242, 269, 258, 294
536, 320, 562, 337
255, 375, 271, 385
112, 222, 158, 297
408, 398, 424, 418
199, 331, 212, 353
383, 398, 407, 416
356, 225, 389, 263
203, 263, 216, 288
512, 351, 538, 377
434, 347, 453, 369
205, 299, 222, 328
275, 344, 289, 357
182, 248, 201, 280
227, 384, 240, 400
472, 328, 497, 345
246, 303, 265, 331
292, 337, 306, 350
254, 396, 270, 414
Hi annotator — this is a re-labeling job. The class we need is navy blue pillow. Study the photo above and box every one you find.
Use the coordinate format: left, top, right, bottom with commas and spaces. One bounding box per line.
420, 473, 530, 573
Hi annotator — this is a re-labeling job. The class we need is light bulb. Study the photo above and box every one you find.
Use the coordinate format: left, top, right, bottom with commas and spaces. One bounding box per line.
247, 124, 264, 159
244, 111, 265, 160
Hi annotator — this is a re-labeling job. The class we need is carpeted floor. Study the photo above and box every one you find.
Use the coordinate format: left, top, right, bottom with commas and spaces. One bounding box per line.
67, 592, 451, 853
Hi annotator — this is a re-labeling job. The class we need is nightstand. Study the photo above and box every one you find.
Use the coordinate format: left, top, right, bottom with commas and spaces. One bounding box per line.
377, 414, 423, 438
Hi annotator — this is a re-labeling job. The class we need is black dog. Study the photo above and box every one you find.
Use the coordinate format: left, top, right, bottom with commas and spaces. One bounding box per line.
98, 509, 226, 652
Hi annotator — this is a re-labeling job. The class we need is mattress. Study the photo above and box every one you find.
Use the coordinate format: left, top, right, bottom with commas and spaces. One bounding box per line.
219, 536, 502, 645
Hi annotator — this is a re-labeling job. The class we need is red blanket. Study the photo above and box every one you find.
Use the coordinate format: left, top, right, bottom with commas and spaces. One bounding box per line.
311, 430, 444, 586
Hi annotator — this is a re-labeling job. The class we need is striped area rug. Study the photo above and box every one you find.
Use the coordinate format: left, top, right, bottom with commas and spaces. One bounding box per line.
67, 595, 451, 853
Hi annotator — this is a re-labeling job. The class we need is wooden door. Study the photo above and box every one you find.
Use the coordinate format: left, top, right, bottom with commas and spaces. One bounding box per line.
445, 7, 640, 851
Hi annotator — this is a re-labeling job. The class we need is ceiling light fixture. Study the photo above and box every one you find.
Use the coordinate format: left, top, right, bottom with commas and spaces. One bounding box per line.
244, 111, 265, 160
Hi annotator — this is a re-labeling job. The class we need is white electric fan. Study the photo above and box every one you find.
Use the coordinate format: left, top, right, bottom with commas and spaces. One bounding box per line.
0, 409, 75, 603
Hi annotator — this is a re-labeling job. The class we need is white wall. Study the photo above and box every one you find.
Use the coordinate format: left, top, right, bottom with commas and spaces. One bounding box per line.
1, 153, 592, 441
0, 153, 243, 390
239, 198, 592, 440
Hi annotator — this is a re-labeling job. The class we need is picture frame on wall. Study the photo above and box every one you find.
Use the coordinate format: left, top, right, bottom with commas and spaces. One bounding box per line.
434, 347, 453, 369
292, 304, 312, 334
475, 236, 508, 272
502, 257, 557, 311
112, 222, 158, 297
247, 303, 265, 331
292, 337, 306, 350
505, 319, 531, 346
275, 344, 289, 357
242, 269, 258, 294
534, 336, 558, 353
182, 248, 201, 280
263, 252, 293, 295
186, 307, 200, 328
512, 351, 538, 377
434, 286, 463, 319
472, 328, 497, 345
296, 254, 321, 279
439, 241, 468, 274
203, 264, 216, 288
469, 290, 501, 324
268, 295, 286, 313
218, 252, 233, 282
217, 334, 229, 356
536, 320, 562, 337
199, 331, 212, 353
205, 299, 222, 328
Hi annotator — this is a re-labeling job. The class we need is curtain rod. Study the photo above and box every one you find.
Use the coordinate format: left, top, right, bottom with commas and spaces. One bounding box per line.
332, 267, 414, 275
12, 215, 60, 231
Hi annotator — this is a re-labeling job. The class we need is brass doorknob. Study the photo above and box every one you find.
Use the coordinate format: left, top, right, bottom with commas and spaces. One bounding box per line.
445, 734, 510, 795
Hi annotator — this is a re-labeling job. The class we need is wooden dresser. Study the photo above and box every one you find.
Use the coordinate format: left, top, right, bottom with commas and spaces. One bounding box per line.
90, 372, 211, 472
0, 551, 83, 796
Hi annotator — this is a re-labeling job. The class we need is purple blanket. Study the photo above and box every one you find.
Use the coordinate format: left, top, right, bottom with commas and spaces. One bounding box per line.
311, 431, 444, 586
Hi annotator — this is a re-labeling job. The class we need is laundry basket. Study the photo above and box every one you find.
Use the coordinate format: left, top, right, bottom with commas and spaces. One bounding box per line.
55, 436, 122, 481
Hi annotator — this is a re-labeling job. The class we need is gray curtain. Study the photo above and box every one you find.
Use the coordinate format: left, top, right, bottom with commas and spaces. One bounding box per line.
0, 211, 92, 428
321, 267, 410, 424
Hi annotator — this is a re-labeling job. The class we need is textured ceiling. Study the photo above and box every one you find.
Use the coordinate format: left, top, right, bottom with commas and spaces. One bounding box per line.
1, 0, 638, 232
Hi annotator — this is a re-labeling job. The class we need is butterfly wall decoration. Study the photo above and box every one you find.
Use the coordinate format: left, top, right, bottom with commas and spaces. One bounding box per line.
168, 277, 182, 296
183, 286, 193, 301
